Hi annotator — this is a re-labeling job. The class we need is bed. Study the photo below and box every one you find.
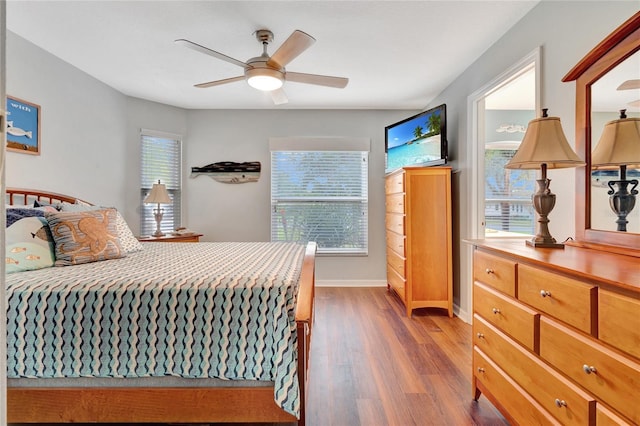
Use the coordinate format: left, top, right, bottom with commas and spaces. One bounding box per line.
4, 187, 316, 425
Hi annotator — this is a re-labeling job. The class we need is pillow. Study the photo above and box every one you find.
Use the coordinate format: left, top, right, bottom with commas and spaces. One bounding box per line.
33, 199, 62, 211
60, 202, 143, 253
114, 212, 144, 253
5, 208, 56, 273
45, 208, 125, 266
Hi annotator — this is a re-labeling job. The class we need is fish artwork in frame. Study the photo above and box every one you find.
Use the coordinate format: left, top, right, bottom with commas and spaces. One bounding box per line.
6, 96, 41, 155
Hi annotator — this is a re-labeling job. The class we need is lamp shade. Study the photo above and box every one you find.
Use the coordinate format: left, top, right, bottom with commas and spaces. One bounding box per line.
592, 116, 640, 169
505, 113, 585, 170
144, 180, 172, 204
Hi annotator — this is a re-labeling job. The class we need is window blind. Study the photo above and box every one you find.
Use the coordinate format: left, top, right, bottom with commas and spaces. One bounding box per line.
271, 150, 368, 255
140, 131, 182, 236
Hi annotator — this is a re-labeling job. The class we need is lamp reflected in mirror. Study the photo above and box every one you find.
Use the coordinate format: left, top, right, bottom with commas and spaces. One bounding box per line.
505, 109, 585, 248
592, 110, 640, 232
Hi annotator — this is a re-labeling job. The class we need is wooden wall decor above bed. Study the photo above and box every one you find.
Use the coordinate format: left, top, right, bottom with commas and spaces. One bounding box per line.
5, 188, 316, 425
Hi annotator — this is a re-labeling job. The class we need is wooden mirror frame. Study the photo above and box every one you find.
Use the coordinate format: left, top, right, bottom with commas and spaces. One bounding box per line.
563, 11, 640, 256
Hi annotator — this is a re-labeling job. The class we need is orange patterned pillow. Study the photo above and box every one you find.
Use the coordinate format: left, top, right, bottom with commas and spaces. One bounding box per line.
45, 208, 125, 266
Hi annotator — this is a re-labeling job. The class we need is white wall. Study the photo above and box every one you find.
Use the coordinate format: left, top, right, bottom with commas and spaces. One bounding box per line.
6, 29, 415, 283
6, 2, 637, 297
183, 108, 415, 281
1, 2, 7, 420
425, 1, 639, 320
124, 97, 188, 234
6, 31, 128, 209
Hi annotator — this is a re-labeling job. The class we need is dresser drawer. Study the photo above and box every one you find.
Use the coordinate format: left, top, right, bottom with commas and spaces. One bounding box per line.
473, 250, 516, 297
474, 315, 595, 425
473, 282, 539, 352
385, 171, 404, 194
518, 264, 597, 335
387, 266, 405, 301
473, 348, 560, 426
386, 193, 405, 214
385, 213, 404, 235
597, 404, 633, 426
599, 290, 640, 359
540, 317, 640, 425
386, 231, 405, 257
386, 246, 405, 277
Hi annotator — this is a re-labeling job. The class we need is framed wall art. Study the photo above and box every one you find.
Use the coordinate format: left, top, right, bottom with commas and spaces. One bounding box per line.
6, 96, 41, 155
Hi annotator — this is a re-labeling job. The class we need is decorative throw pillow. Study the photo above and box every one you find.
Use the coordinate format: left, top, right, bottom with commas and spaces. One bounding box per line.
5, 208, 56, 273
45, 208, 125, 266
33, 199, 62, 211
60, 202, 143, 253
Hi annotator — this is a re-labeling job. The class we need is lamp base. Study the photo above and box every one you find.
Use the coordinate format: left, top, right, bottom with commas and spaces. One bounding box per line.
528, 175, 564, 250
606, 178, 638, 232
526, 238, 565, 249
153, 207, 165, 237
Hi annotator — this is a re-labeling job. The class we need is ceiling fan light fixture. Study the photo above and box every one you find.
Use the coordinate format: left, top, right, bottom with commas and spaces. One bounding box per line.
246, 68, 284, 91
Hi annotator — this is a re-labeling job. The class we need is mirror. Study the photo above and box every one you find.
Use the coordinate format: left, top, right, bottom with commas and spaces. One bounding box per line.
590, 50, 640, 233
563, 11, 640, 255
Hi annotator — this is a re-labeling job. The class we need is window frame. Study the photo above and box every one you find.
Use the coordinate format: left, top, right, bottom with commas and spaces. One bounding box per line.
139, 129, 183, 237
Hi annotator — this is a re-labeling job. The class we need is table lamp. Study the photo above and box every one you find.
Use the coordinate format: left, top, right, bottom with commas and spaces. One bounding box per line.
144, 180, 172, 237
505, 109, 585, 248
591, 110, 640, 232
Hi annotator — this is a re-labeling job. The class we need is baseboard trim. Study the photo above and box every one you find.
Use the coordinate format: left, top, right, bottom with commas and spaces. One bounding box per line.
316, 279, 387, 288
454, 303, 471, 324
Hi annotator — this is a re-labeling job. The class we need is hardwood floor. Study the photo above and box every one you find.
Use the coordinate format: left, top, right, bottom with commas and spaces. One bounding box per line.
10, 287, 507, 426
305, 286, 507, 426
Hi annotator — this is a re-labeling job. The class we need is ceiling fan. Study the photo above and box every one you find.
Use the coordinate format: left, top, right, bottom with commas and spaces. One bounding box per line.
175, 29, 349, 105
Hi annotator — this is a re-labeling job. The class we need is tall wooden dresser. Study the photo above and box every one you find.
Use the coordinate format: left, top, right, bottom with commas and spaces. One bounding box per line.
385, 166, 452, 317
470, 239, 640, 425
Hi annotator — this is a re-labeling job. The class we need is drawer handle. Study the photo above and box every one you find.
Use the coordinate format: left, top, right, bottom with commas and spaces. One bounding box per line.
485, 268, 494, 274
477, 367, 485, 373
582, 365, 597, 375
554, 399, 567, 408
540, 290, 552, 298
476, 332, 485, 339
492, 308, 501, 315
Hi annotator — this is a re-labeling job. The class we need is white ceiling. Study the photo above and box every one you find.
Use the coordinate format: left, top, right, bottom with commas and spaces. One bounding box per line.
6, 0, 539, 110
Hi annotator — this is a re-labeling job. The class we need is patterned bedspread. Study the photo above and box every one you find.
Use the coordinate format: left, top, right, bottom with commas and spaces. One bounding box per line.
6, 241, 306, 417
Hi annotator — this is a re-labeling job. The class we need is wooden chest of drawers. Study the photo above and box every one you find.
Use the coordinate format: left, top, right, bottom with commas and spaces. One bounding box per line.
470, 239, 640, 425
385, 167, 452, 317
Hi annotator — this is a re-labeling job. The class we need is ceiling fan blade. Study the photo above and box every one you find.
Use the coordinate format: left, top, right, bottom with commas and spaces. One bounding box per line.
175, 39, 248, 69
628, 99, 640, 108
267, 30, 316, 69
270, 88, 288, 105
286, 72, 349, 88
618, 79, 640, 90
194, 76, 245, 88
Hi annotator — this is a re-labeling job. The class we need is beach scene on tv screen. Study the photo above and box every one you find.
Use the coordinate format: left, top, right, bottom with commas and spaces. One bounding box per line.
387, 109, 442, 171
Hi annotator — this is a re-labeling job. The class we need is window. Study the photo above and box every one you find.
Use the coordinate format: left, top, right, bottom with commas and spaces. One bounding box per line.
140, 130, 182, 236
482, 67, 537, 237
470, 48, 540, 239
270, 137, 369, 255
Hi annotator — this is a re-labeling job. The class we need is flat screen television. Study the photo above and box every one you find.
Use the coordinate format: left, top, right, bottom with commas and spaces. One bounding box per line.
385, 104, 447, 173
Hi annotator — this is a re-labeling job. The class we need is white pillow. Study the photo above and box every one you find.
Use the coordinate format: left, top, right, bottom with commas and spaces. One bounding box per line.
114, 211, 144, 253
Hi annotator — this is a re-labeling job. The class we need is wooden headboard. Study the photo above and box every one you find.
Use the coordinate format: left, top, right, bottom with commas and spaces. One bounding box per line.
6, 187, 90, 206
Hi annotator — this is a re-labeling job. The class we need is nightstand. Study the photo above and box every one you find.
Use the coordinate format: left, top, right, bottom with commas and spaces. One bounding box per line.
137, 233, 203, 243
